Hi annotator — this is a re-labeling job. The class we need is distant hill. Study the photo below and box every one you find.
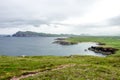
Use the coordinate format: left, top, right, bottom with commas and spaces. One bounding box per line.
12, 31, 80, 37
0, 35, 11, 37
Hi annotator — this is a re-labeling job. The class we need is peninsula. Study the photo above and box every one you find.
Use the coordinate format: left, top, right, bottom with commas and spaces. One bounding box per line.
12, 31, 80, 37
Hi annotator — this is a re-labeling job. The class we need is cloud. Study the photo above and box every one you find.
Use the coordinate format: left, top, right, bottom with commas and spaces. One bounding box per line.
0, 0, 120, 35
107, 15, 120, 26
0, 19, 51, 28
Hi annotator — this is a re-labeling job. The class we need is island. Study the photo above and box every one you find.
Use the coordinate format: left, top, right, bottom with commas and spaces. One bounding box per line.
12, 31, 80, 37
53, 38, 78, 45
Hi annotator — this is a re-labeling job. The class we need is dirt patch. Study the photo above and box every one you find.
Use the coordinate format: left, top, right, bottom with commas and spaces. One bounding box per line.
10, 64, 75, 80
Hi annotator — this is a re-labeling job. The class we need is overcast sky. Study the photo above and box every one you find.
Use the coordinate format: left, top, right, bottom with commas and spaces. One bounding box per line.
0, 0, 120, 35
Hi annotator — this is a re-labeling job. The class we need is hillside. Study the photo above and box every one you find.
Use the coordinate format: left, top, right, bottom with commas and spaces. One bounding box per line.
1, 55, 120, 80
12, 31, 79, 37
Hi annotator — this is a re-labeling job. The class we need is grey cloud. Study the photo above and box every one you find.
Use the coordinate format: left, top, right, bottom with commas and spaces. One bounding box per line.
0, 14, 67, 28
108, 16, 120, 26
0, 19, 49, 27
0, 0, 120, 35
0, 0, 95, 28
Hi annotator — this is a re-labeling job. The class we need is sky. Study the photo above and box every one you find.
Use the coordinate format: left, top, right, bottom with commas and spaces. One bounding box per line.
0, 0, 120, 35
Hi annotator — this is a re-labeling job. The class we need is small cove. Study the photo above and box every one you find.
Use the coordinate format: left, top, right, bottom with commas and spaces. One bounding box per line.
0, 37, 105, 56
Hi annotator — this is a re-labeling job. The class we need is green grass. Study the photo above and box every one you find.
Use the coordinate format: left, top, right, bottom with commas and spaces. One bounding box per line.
22, 56, 120, 80
0, 36, 120, 80
0, 56, 73, 80
1, 55, 120, 80
67, 36, 120, 56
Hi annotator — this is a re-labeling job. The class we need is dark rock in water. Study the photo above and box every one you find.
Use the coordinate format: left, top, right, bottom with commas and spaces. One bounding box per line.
88, 46, 118, 55
97, 42, 106, 45
55, 38, 66, 40
53, 40, 77, 45
84, 49, 87, 51
53, 37, 78, 45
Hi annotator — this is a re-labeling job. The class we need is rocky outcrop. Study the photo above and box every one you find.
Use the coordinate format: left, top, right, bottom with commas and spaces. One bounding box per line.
53, 40, 77, 45
55, 38, 66, 40
88, 46, 118, 55
53, 38, 77, 45
97, 42, 106, 45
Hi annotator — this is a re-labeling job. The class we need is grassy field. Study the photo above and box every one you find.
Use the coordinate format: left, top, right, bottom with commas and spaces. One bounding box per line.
0, 36, 120, 80
67, 36, 120, 56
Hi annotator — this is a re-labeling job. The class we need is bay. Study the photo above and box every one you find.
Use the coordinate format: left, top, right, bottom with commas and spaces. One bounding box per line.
0, 37, 104, 56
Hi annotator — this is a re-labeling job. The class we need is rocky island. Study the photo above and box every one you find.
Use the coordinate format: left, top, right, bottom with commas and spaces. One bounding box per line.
12, 31, 80, 37
53, 38, 78, 45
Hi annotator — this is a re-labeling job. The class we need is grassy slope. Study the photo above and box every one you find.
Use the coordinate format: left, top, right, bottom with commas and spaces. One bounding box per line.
23, 56, 120, 80
67, 36, 120, 56
0, 36, 120, 80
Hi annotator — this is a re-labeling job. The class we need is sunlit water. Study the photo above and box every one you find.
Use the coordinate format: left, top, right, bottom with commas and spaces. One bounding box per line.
0, 37, 105, 56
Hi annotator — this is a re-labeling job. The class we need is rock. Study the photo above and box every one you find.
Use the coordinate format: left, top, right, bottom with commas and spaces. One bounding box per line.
55, 38, 66, 40
84, 49, 87, 51
53, 40, 77, 45
88, 46, 118, 55
97, 42, 106, 45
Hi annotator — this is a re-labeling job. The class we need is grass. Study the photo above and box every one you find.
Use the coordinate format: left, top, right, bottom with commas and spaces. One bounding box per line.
23, 65, 120, 80
0, 56, 72, 79
22, 56, 120, 80
67, 36, 120, 56
0, 36, 120, 80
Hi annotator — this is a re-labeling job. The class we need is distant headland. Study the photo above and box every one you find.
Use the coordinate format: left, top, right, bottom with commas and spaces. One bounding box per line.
12, 31, 82, 37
